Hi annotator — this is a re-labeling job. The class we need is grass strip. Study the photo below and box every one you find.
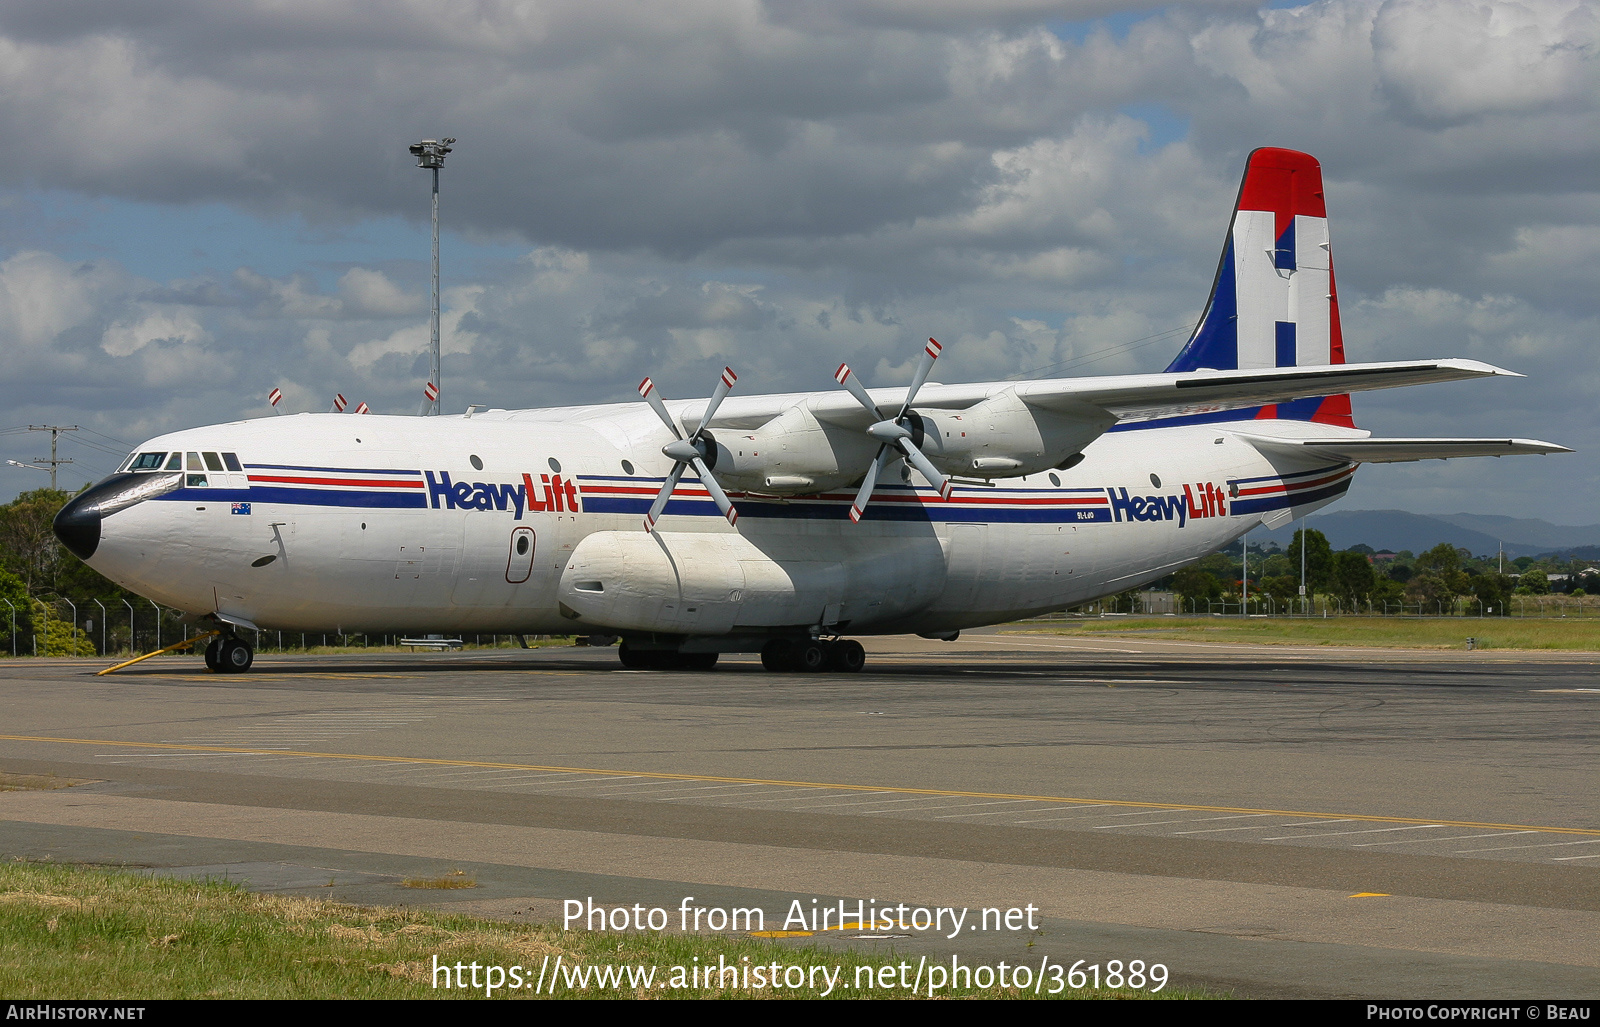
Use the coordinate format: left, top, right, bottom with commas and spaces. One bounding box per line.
1014, 616, 1600, 651
0, 862, 1201, 1000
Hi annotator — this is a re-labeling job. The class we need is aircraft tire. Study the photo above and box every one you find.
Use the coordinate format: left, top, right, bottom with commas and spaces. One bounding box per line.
203, 637, 223, 672
827, 639, 866, 672
674, 652, 718, 672
760, 639, 795, 672
218, 637, 253, 674
795, 641, 827, 673
618, 641, 651, 669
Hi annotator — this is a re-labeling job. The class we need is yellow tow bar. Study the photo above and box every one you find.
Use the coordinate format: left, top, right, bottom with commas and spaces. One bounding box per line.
96, 630, 221, 676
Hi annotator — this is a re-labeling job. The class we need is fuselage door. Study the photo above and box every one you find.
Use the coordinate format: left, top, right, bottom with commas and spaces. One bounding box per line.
505, 527, 536, 584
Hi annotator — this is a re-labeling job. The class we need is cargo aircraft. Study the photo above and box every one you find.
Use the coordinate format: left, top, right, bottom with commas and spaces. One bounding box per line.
54, 149, 1567, 673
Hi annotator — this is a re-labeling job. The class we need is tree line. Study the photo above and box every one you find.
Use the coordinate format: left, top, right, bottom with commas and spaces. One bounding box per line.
0, 488, 134, 655
1166, 529, 1593, 616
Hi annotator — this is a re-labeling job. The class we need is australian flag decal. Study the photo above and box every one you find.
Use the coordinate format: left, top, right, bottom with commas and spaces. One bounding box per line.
231, 502, 251, 515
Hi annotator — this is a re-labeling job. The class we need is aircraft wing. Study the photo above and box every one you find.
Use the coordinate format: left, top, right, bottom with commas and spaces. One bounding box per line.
1008, 358, 1517, 422
518, 357, 1519, 434
753, 357, 1517, 430
1234, 436, 1571, 463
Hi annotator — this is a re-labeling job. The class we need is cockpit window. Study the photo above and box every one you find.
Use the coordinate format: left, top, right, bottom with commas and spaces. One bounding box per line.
187, 452, 204, 471
222, 453, 242, 471
129, 452, 168, 471
165, 453, 182, 470
203, 452, 224, 471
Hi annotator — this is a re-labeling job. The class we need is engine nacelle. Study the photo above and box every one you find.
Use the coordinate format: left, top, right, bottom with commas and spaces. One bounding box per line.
916, 390, 1112, 479
710, 405, 879, 495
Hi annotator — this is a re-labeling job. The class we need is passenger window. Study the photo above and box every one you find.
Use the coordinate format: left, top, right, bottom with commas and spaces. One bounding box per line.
203, 452, 224, 471
222, 453, 242, 471
165, 453, 182, 470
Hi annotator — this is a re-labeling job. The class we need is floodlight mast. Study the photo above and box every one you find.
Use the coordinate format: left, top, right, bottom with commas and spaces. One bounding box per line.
409, 137, 454, 415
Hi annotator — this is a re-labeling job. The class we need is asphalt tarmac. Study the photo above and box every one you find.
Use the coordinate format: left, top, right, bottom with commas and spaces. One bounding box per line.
1, 629, 1596, 999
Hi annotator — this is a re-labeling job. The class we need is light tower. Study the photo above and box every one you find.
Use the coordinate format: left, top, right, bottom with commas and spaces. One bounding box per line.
409, 137, 455, 415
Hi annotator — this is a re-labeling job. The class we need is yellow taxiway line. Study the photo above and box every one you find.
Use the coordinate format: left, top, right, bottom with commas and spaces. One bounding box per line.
1, 732, 1595, 837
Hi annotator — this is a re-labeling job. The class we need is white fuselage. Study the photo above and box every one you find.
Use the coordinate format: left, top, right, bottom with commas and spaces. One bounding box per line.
81, 408, 1353, 638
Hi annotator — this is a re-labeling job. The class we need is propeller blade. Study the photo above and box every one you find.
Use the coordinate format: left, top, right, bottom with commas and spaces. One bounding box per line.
895, 438, 954, 501
643, 463, 686, 533
637, 377, 684, 440
691, 367, 737, 438
849, 445, 893, 524
834, 363, 881, 419
897, 337, 942, 419
691, 457, 739, 525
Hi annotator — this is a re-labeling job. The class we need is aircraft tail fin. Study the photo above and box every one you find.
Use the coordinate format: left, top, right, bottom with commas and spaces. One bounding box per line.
1164, 147, 1354, 428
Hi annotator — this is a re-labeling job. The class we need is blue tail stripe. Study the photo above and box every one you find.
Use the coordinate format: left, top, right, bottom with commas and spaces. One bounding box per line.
1166, 241, 1236, 374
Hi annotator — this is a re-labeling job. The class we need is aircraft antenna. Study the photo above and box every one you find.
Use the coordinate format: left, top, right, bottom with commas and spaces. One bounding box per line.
409, 137, 455, 415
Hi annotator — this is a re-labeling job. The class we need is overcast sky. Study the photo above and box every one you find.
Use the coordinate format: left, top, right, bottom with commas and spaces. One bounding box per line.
0, 0, 1594, 522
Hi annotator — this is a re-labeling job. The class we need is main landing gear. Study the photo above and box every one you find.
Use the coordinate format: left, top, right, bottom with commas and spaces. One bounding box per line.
203, 634, 254, 674
613, 636, 866, 673
617, 642, 718, 672
760, 638, 865, 674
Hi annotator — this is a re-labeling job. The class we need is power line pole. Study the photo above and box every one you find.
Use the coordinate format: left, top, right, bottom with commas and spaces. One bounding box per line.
409, 137, 455, 416
1299, 516, 1307, 616
29, 425, 77, 490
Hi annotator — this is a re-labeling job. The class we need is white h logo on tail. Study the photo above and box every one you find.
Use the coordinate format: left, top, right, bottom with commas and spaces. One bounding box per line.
1231, 211, 1331, 369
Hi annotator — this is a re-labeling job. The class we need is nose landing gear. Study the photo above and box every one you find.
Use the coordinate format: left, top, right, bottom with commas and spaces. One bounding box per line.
204, 634, 254, 674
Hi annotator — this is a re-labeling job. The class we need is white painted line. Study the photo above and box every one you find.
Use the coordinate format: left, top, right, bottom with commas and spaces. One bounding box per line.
1553, 853, 1600, 861
713, 789, 884, 805
1262, 824, 1445, 841
937, 805, 1091, 819
931, 801, 1061, 819
860, 799, 1033, 815
1457, 838, 1600, 854
1011, 805, 1118, 823
1106, 813, 1274, 831
97, 752, 299, 759
1174, 816, 1351, 835
1353, 831, 1538, 847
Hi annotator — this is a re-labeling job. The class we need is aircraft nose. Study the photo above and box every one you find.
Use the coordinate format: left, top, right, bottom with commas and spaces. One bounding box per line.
54, 490, 102, 560
50, 469, 183, 562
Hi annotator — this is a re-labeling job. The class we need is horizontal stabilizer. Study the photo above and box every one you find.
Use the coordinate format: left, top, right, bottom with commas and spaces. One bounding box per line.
1236, 435, 1571, 463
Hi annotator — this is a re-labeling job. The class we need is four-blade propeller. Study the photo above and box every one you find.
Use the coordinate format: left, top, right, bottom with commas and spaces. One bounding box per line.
638, 367, 740, 532
834, 338, 953, 523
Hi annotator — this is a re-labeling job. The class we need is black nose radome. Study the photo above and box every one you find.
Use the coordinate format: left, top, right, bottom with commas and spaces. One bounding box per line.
53, 490, 102, 560
52, 470, 183, 561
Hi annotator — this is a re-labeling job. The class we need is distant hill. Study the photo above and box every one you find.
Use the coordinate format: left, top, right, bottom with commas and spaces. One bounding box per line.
1251, 510, 1600, 560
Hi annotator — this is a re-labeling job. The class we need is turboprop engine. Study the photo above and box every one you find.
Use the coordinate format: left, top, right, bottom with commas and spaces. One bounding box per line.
914, 389, 1114, 479
699, 351, 1118, 500
709, 405, 881, 496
